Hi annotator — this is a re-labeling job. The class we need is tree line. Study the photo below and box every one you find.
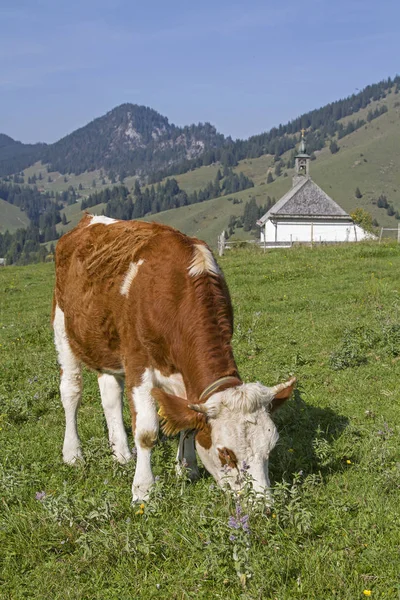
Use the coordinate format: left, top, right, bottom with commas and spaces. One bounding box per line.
0, 181, 80, 264
81, 168, 254, 220
0, 227, 54, 266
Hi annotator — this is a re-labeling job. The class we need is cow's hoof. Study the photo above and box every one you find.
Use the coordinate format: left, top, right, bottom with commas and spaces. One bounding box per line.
63, 448, 83, 465
132, 482, 153, 503
112, 447, 132, 464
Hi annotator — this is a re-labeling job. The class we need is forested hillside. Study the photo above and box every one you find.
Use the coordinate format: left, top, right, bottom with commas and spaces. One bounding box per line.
0, 134, 45, 178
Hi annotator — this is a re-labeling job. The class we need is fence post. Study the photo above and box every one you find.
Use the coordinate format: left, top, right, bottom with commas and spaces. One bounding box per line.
379, 228, 383, 244
398, 223, 400, 244
311, 222, 314, 247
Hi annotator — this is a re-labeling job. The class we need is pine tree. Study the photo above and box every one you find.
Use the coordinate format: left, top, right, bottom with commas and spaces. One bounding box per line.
243, 197, 259, 231
330, 140, 339, 154
134, 179, 141, 197
355, 187, 362, 199
266, 172, 274, 184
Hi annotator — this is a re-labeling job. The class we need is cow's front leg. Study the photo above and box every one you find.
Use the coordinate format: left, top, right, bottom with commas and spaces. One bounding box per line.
130, 369, 159, 502
176, 430, 200, 481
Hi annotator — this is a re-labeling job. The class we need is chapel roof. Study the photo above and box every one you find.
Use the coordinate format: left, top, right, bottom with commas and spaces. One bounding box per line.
257, 177, 351, 225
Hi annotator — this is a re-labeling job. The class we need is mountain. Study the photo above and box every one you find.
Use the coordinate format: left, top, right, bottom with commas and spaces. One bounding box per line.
0, 105, 226, 179
42, 104, 227, 178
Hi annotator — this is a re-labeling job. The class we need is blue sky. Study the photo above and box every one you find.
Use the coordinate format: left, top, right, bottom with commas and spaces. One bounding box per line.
1, 0, 399, 143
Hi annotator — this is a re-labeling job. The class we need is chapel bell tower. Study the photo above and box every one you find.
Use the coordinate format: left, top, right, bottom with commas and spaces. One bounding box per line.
293, 129, 310, 186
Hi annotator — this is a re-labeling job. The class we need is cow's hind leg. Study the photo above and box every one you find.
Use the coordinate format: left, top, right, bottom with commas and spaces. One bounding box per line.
98, 374, 132, 463
53, 305, 83, 464
129, 369, 159, 502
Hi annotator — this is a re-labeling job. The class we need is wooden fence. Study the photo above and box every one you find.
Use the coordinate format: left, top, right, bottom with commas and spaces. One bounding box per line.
378, 225, 400, 243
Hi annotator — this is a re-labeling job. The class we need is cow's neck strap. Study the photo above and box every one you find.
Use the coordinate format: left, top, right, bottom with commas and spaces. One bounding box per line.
199, 376, 241, 402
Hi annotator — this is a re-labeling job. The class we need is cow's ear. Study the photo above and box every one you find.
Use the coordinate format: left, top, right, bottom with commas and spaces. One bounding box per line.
270, 377, 296, 413
152, 388, 208, 436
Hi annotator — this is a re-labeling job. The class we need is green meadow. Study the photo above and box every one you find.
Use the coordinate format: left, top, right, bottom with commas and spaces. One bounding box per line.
0, 198, 30, 235
0, 243, 399, 599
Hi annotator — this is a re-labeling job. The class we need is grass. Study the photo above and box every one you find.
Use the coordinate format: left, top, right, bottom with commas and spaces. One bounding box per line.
0, 198, 30, 234
1, 242, 400, 598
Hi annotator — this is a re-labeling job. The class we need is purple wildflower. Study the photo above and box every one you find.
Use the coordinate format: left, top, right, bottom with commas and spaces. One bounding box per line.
229, 534, 236, 542
35, 491, 46, 501
228, 502, 251, 535
241, 460, 250, 472
241, 514, 250, 533
228, 516, 240, 530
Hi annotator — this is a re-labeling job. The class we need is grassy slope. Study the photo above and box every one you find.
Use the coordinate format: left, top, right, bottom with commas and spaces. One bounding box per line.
0, 243, 399, 599
0, 197, 30, 233
56, 202, 108, 237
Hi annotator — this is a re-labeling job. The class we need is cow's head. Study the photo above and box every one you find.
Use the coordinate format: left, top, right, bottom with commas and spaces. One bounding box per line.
152, 377, 295, 496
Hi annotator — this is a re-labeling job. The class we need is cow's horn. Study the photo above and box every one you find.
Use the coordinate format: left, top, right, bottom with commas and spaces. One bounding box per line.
271, 376, 297, 397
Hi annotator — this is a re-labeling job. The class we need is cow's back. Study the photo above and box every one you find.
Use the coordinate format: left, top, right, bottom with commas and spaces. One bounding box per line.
53, 215, 219, 373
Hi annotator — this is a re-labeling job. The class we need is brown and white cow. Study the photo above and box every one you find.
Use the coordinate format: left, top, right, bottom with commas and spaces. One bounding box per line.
52, 214, 295, 502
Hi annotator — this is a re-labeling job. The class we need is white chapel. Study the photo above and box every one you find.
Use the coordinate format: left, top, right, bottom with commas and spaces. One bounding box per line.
256, 135, 370, 245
